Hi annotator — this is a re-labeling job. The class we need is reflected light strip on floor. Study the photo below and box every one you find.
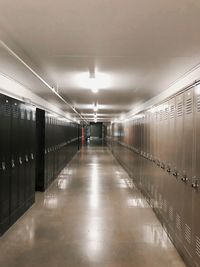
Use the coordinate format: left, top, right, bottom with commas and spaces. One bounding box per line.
90, 160, 99, 209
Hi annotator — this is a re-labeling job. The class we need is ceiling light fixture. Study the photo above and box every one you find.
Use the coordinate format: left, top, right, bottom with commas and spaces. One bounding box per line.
77, 72, 111, 93
94, 102, 98, 112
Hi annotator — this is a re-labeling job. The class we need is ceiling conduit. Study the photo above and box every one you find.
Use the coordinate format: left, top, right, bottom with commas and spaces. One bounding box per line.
0, 40, 88, 124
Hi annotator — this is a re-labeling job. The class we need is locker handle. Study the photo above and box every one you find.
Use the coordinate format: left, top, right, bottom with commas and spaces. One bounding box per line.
172, 170, 178, 177
25, 155, 29, 162
191, 177, 199, 189
11, 159, 15, 168
1, 162, 6, 171
31, 153, 34, 160
166, 165, 171, 173
181, 174, 188, 182
156, 160, 160, 166
19, 157, 23, 165
161, 162, 165, 169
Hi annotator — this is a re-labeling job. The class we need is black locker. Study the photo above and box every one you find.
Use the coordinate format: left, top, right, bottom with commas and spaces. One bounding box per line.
35, 109, 79, 192
0, 95, 11, 234
18, 102, 26, 215
10, 99, 20, 224
29, 106, 36, 205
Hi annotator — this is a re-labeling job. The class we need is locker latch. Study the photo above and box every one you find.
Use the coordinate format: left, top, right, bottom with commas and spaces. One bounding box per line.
1, 162, 6, 171
166, 164, 171, 173
181, 172, 188, 182
172, 168, 178, 177
191, 176, 199, 189
156, 160, 160, 166
160, 162, 165, 169
25, 155, 29, 162
19, 157, 23, 165
11, 159, 15, 168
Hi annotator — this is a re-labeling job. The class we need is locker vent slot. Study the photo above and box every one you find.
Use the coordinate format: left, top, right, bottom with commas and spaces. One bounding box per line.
197, 95, 200, 112
12, 105, 19, 118
164, 109, 168, 120
185, 224, 191, 244
3, 101, 11, 116
163, 199, 167, 213
169, 206, 173, 221
21, 110, 25, 119
196, 236, 200, 257
185, 98, 192, 115
170, 105, 175, 119
176, 214, 181, 231
177, 102, 183, 117
159, 111, 163, 121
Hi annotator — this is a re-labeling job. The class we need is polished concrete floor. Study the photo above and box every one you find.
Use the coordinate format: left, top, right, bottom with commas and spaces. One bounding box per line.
0, 145, 186, 267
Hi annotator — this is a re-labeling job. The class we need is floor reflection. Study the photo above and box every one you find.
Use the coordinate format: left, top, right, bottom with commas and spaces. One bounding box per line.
0, 145, 186, 267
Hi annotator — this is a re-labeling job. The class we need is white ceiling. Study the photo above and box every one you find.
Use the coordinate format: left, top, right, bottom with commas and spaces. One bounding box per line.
0, 0, 200, 122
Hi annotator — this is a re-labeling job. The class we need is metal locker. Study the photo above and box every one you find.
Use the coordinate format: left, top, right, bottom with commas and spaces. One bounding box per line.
191, 84, 200, 266
181, 88, 194, 258
0, 95, 11, 235
165, 97, 176, 234
29, 106, 36, 205
159, 102, 169, 220
169, 93, 184, 244
10, 99, 20, 224
24, 105, 32, 209
18, 102, 26, 215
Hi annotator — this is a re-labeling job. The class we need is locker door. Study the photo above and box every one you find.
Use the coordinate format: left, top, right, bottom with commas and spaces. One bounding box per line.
0, 95, 11, 234
24, 106, 32, 209
182, 88, 194, 257
18, 103, 26, 214
29, 106, 36, 204
160, 102, 169, 222
173, 93, 184, 243
192, 85, 200, 266
10, 99, 20, 224
166, 98, 176, 234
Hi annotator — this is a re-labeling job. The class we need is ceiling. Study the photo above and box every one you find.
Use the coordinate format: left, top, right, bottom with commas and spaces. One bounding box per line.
0, 0, 200, 122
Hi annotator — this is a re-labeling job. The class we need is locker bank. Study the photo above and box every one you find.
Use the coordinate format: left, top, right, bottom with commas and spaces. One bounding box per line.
0, 1, 200, 267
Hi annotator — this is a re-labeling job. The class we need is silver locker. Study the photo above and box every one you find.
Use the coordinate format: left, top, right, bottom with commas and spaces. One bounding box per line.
182, 88, 194, 258
173, 93, 185, 243
192, 85, 200, 266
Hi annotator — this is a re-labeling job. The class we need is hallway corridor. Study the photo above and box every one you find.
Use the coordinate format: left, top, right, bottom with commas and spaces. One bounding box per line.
0, 146, 186, 267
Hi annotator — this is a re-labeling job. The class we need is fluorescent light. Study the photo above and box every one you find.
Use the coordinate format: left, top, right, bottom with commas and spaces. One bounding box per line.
92, 88, 98, 93
94, 103, 98, 112
77, 72, 111, 92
